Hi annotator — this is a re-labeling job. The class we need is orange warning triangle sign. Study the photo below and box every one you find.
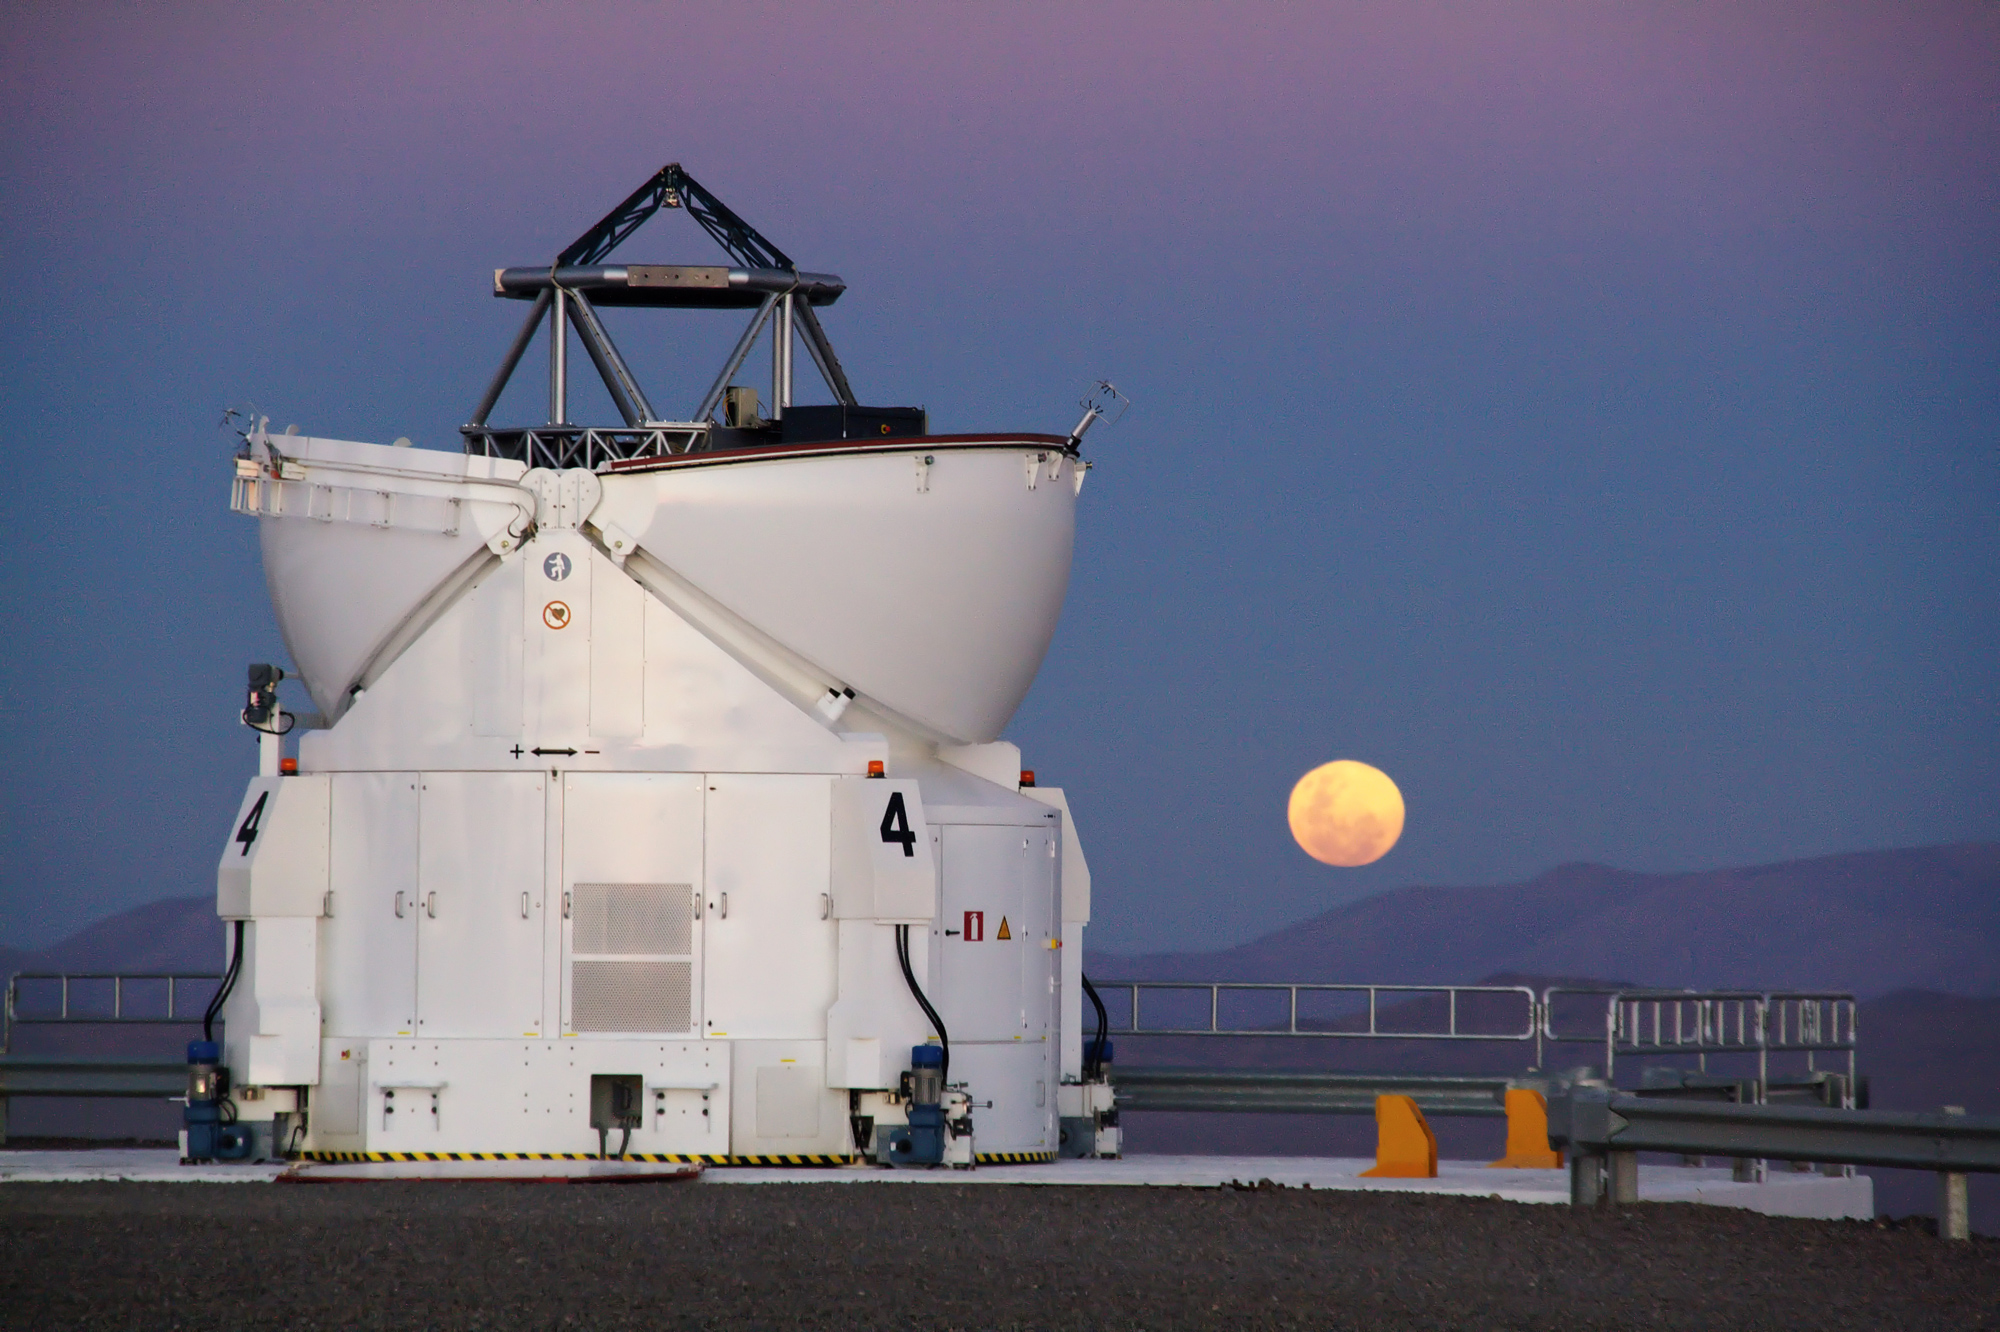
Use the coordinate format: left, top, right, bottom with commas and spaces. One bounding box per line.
996, 916, 1012, 940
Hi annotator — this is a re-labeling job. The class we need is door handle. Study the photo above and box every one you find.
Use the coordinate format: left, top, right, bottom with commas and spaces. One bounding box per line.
394, 891, 405, 919
425, 891, 437, 919
563, 891, 572, 919
719, 892, 728, 919
521, 892, 531, 919
820, 893, 832, 921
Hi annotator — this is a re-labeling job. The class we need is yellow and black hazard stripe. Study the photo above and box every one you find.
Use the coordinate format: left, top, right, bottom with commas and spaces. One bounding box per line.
296, 1151, 856, 1166
974, 1151, 1059, 1165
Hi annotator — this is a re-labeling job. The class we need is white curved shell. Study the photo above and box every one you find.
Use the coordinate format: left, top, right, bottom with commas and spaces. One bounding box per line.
237, 435, 531, 717
593, 441, 1078, 744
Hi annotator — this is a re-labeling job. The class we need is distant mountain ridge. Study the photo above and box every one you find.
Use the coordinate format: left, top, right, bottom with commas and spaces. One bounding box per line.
6, 845, 1996, 1002
0, 896, 221, 982
1088, 844, 2000, 998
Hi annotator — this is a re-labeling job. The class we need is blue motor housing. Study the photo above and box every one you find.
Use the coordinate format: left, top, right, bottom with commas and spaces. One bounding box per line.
888, 1104, 946, 1167
183, 1039, 249, 1161
182, 1102, 251, 1161
887, 1044, 948, 1166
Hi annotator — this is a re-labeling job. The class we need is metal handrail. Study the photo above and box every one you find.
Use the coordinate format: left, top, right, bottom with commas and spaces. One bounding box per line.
1094, 981, 1538, 1041
461, 423, 710, 470
1536, 987, 1857, 1096
3, 971, 222, 1054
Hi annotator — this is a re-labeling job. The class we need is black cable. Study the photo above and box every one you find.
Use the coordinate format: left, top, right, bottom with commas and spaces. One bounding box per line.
204, 920, 246, 1043
1081, 971, 1109, 1081
242, 709, 296, 737
895, 924, 949, 1085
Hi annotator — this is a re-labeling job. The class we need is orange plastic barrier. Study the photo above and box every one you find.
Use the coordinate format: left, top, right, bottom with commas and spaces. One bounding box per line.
1488, 1088, 1563, 1168
1359, 1094, 1437, 1178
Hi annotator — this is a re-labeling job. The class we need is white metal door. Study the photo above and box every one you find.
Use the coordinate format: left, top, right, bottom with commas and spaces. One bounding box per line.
701, 774, 836, 1041
414, 771, 547, 1038
322, 772, 419, 1037
561, 773, 705, 1037
936, 824, 1042, 1043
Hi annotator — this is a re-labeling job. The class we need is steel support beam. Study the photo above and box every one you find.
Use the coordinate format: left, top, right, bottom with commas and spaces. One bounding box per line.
549, 289, 568, 425
468, 290, 551, 427
794, 299, 856, 406
567, 289, 657, 426
695, 292, 781, 425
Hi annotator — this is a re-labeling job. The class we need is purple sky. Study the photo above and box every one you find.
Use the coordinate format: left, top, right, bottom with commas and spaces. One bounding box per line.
3, 2, 1995, 951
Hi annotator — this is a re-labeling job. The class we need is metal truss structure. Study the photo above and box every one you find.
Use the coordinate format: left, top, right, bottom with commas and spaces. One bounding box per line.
464, 163, 862, 467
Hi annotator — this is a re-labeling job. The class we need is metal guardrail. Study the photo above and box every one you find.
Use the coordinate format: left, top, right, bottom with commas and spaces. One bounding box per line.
1537, 988, 1857, 1095
1550, 1089, 2000, 1174
1099, 983, 1858, 1100
1096, 982, 1538, 1042
0, 1056, 189, 1099
1110, 1068, 1513, 1117
3, 972, 221, 1054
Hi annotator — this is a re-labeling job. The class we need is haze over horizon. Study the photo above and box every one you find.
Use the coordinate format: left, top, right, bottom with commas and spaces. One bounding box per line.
2, 3, 1994, 954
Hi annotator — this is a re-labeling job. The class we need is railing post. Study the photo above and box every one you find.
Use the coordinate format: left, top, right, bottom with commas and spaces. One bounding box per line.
1941, 1106, 1970, 1241
1570, 1151, 1606, 1207
1609, 1150, 1640, 1206
1535, 991, 1546, 1070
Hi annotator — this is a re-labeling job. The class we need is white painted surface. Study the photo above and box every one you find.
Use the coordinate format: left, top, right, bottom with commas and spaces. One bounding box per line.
702, 775, 835, 1039
0, 1151, 1874, 1220
217, 775, 330, 917
244, 433, 532, 718
230, 439, 1093, 1162
359, 1040, 730, 1156
593, 444, 1077, 744
559, 772, 706, 1038
416, 772, 546, 1038
322, 772, 419, 1037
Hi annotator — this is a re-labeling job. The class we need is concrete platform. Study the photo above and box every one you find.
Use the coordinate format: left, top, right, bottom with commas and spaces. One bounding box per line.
0, 1149, 1873, 1218
704, 1155, 1873, 1220
0, 1149, 291, 1184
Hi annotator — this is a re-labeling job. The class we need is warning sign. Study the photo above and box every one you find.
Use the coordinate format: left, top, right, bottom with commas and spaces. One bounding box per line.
542, 600, 572, 629
963, 910, 983, 942
996, 916, 1012, 940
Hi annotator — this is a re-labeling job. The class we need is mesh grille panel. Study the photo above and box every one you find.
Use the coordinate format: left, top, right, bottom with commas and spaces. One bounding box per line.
572, 960, 693, 1033
571, 883, 693, 955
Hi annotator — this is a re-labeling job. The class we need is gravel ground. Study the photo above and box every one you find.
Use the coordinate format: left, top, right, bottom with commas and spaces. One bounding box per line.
3, 1181, 1995, 1331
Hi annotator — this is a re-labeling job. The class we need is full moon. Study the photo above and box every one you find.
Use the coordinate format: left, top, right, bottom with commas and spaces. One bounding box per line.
1287, 760, 1405, 867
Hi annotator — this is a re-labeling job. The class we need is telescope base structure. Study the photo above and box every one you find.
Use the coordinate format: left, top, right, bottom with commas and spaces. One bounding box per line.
215, 429, 1098, 1165
293, 1033, 1063, 1163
